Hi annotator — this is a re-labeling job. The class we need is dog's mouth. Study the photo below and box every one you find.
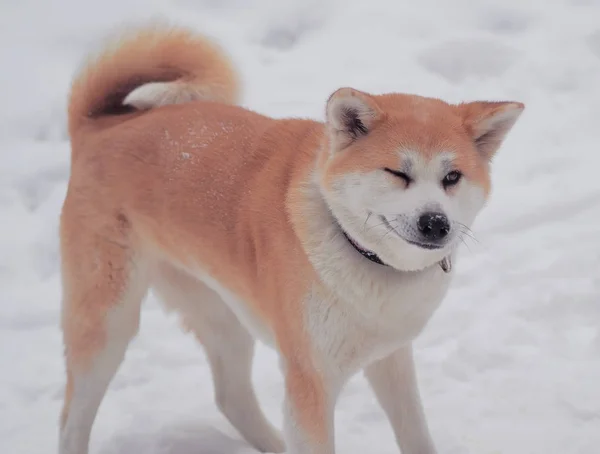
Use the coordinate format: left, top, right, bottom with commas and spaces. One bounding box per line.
404, 239, 444, 250
379, 215, 453, 273
380, 216, 446, 250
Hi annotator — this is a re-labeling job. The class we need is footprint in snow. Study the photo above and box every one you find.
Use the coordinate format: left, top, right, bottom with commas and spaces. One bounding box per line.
476, 6, 533, 34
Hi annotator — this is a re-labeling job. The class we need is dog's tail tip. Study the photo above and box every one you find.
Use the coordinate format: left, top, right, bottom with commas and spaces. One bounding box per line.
67, 22, 241, 138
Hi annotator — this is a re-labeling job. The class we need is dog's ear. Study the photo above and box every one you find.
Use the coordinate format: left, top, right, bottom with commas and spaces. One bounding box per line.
458, 101, 525, 160
325, 87, 383, 152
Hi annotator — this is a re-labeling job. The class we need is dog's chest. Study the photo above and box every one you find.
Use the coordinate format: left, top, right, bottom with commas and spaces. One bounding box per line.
308, 268, 450, 371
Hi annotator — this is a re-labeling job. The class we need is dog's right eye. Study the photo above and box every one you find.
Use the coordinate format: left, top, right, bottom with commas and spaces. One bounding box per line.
384, 168, 412, 185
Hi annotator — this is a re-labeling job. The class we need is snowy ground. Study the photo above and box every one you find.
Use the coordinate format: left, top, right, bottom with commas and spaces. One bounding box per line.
1, 0, 600, 453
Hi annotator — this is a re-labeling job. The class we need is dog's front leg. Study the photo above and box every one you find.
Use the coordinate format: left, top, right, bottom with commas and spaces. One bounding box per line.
364, 344, 437, 454
281, 360, 339, 454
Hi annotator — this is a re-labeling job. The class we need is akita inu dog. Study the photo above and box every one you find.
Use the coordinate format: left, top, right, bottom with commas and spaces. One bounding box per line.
58, 23, 524, 454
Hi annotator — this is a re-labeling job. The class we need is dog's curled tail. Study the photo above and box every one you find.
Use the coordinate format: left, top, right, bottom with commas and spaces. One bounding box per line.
67, 23, 241, 138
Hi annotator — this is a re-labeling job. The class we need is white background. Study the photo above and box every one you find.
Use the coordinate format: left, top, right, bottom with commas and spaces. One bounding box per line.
1, 0, 599, 453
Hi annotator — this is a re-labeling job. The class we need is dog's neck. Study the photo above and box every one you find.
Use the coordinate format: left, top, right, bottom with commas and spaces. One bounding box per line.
341, 228, 387, 266
340, 225, 452, 273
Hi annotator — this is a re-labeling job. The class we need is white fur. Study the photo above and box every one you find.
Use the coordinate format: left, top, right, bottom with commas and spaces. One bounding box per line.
59, 268, 148, 454
194, 269, 275, 346
364, 347, 437, 454
326, 94, 376, 132
323, 149, 485, 271
325, 88, 380, 151
153, 264, 285, 453
474, 103, 524, 139
123, 81, 212, 110
302, 170, 452, 364
269, 147, 488, 453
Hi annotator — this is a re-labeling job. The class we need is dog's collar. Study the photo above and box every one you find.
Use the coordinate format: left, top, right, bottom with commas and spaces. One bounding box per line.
341, 228, 453, 273
341, 229, 388, 266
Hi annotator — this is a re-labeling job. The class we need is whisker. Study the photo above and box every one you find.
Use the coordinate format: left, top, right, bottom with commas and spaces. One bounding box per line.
461, 232, 479, 245
457, 222, 477, 236
456, 223, 479, 244
458, 234, 472, 253
366, 219, 396, 232
362, 212, 373, 230
377, 223, 397, 244
380, 229, 395, 243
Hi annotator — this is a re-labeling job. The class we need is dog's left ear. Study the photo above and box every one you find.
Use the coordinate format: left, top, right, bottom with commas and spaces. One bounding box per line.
458, 101, 525, 160
325, 87, 383, 152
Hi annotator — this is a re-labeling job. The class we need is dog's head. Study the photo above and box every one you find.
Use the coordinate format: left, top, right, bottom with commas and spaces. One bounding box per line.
317, 88, 524, 272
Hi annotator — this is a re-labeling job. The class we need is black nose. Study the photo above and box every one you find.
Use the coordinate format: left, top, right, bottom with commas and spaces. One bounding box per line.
417, 212, 450, 240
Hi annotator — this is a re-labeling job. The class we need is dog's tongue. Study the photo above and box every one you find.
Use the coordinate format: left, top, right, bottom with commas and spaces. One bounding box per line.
439, 256, 452, 273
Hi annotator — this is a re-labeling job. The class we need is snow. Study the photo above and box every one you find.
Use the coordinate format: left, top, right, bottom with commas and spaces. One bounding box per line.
1, 0, 600, 453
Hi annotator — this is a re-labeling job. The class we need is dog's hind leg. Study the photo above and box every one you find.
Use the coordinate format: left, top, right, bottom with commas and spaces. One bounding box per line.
58, 209, 149, 454
152, 264, 285, 453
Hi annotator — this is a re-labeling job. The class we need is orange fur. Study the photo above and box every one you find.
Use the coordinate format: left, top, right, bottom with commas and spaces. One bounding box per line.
320, 91, 516, 196
59, 24, 524, 454
67, 24, 240, 141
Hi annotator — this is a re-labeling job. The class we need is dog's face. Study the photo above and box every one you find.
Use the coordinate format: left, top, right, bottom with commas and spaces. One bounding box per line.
318, 88, 524, 272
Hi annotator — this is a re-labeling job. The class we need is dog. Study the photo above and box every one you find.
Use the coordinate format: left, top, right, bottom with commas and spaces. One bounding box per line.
58, 23, 524, 454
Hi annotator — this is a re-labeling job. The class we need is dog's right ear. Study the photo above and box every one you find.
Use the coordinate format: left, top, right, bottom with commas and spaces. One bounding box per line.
325, 88, 382, 152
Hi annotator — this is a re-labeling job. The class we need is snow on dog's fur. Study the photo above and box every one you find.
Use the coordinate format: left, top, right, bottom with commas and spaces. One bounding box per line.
59, 23, 524, 454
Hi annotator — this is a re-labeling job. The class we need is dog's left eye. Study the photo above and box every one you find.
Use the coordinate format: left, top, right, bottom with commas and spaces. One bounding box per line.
442, 171, 462, 188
